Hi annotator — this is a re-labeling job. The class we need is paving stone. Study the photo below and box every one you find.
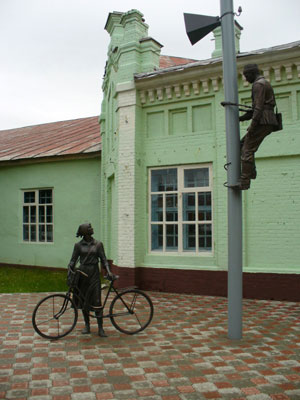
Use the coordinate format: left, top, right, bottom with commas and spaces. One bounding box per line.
168, 377, 190, 386
144, 372, 167, 381
5, 388, 30, 399
90, 383, 113, 393
112, 389, 137, 399
153, 385, 180, 395
69, 366, 88, 373
10, 373, 32, 383
0, 382, 10, 391
266, 375, 289, 384
71, 393, 96, 400
0, 292, 298, 400
70, 378, 91, 386
29, 379, 52, 389
286, 389, 300, 396
49, 372, 70, 380
131, 380, 153, 389
193, 381, 219, 392
247, 394, 272, 400
49, 385, 73, 395
0, 369, 13, 377
207, 373, 230, 382
219, 387, 242, 395
28, 396, 52, 400
106, 375, 131, 384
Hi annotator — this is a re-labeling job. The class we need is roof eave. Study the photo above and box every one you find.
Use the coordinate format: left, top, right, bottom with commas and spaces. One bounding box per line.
0, 151, 101, 167
135, 40, 300, 86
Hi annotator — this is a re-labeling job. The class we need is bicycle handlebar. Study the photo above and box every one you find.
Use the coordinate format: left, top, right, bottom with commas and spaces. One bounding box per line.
73, 269, 118, 281
74, 269, 88, 277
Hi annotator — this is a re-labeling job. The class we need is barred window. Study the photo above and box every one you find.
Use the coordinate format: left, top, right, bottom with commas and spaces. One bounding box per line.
149, 165, 212, 253
23, 189, 53, 242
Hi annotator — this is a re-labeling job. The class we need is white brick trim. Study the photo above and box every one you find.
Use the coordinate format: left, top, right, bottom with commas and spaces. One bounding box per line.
117, 87, 136, 267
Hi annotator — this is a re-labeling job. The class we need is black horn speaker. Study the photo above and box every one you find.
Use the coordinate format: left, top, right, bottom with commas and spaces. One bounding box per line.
184, 13, 220, 45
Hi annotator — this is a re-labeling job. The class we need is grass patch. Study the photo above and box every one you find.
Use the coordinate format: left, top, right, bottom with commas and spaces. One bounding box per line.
0, 265, 68, 293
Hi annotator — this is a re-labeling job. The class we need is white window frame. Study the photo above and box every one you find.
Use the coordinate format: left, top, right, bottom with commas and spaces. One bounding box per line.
22, 188, 54, 243
148, 164, 213, 255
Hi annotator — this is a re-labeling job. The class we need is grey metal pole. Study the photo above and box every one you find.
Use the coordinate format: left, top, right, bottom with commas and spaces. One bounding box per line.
220, 0, 243, 339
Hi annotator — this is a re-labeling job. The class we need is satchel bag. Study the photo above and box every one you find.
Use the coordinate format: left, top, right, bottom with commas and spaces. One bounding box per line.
273, 104, 283, 132
67, 243, 95, 287
67, 267, 79, 287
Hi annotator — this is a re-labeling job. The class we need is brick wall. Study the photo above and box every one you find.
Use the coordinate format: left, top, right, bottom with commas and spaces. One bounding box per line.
110, 263, 300, 302
102, 10, 300, 299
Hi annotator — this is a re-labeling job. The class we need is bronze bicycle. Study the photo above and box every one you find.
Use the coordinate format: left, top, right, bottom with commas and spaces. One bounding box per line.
32, 270, 153, 340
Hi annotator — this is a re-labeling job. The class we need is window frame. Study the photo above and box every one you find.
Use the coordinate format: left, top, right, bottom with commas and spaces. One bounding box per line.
22, 188, 54, 244
148, 164, 213, 255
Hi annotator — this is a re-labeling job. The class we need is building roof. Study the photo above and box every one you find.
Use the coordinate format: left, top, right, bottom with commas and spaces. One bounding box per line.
0, 116, 101, 163
159, 55, 198, 69
137, 40, 300, 80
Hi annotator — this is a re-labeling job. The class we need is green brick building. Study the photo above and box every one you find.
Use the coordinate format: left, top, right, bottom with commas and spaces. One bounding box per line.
0, 117, 102, 270
99, 10, 300, 300
0, 9, 299, 300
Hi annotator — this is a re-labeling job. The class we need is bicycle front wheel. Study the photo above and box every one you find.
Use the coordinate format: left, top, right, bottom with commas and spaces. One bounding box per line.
32, 294, 78, 340
109, 289, 153, 335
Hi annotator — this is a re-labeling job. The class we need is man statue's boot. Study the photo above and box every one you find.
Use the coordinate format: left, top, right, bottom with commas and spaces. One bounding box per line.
251, 163, 257, 180
227, 161, 252, 190
96, 310, 107, 337
81, 311, 90, 334
238, 161, 253, 190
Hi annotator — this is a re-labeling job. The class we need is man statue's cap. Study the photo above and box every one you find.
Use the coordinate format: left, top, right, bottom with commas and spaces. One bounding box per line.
243, 63, 259, 73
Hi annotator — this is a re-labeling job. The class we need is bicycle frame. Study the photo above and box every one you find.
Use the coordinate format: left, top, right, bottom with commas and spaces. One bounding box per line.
101, 283, 140, 320
54, 296, 71, 320
68, 270, 138, 320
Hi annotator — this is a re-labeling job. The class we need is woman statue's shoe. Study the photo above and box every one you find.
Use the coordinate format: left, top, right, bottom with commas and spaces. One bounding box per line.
81, 324, 90, 334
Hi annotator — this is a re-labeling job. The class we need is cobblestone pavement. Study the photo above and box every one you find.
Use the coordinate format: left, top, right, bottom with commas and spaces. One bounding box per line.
0, 291, 299, 400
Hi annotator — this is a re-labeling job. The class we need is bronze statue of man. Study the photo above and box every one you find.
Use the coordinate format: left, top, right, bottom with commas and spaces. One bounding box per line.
237, 63, 278, 190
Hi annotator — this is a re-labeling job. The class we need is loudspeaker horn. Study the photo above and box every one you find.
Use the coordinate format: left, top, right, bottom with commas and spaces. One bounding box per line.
184, 13, 220, 45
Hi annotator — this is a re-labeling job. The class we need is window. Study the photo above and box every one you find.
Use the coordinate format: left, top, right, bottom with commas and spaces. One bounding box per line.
23, 189, 53, 242
149, 165, 212, 253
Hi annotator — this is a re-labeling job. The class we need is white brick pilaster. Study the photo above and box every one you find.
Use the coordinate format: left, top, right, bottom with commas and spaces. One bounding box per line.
116, 82, 136, 267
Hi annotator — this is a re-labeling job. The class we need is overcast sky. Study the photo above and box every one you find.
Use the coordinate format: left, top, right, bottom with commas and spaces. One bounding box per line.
0, 0, 299, 130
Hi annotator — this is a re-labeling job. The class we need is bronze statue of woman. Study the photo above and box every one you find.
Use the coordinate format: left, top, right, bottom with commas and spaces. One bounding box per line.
68, 223, 113, 337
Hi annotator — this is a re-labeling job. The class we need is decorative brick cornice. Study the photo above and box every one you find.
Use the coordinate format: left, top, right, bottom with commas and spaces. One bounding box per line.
138, 61, 300, 104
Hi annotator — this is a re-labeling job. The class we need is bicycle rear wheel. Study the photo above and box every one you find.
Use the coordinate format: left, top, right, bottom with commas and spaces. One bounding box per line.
109, 289, 153, 335
32, 294, 78, 339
